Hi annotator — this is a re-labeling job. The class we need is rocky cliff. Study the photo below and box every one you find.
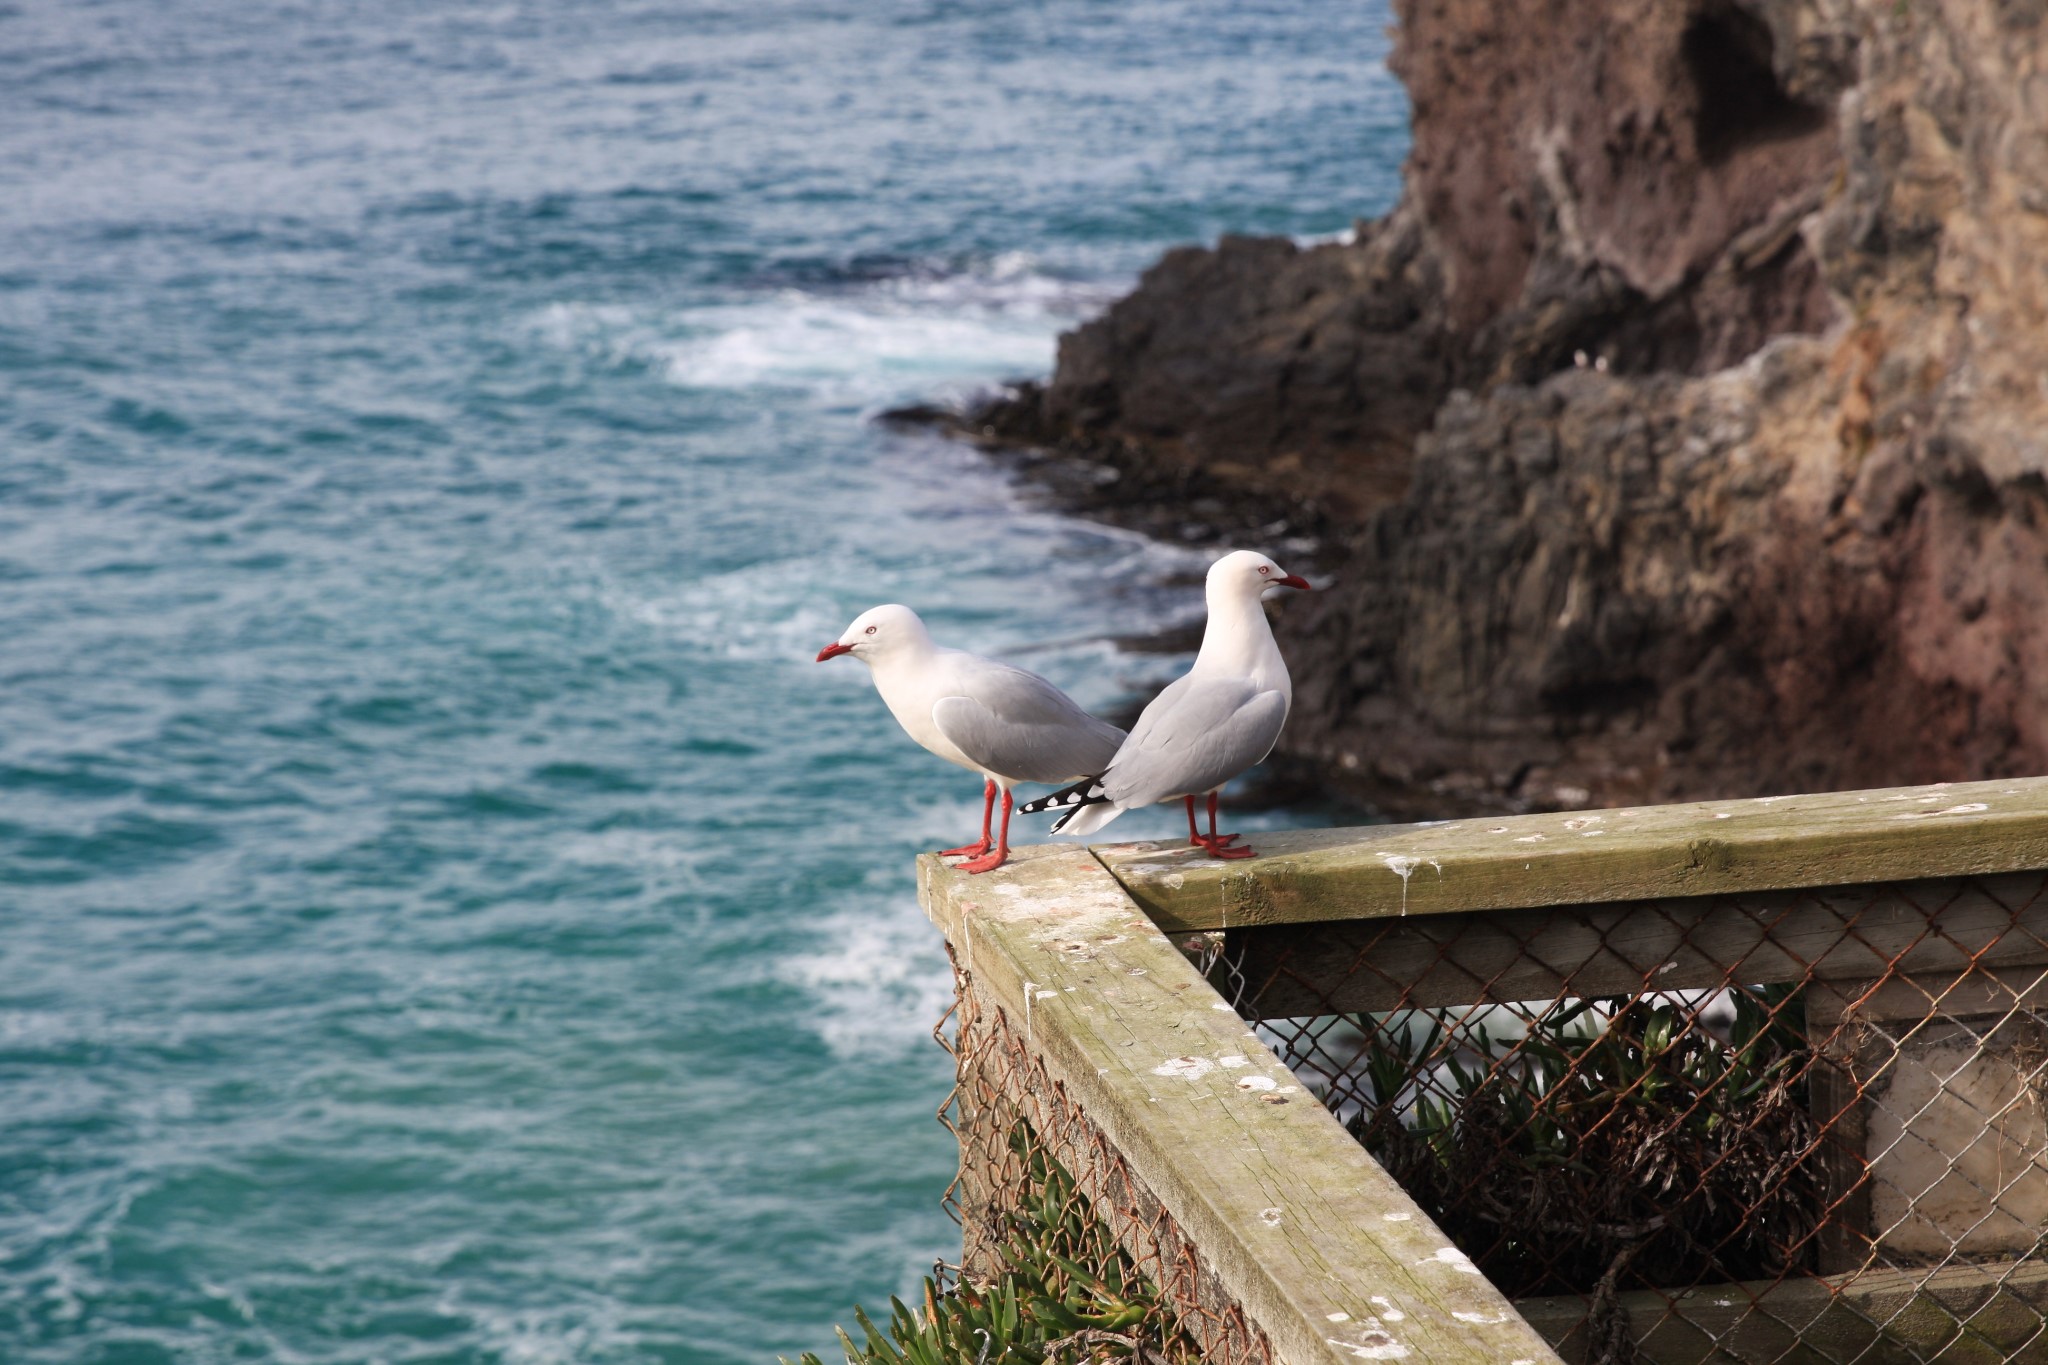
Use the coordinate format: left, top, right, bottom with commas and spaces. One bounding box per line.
972, 0, 2048, 816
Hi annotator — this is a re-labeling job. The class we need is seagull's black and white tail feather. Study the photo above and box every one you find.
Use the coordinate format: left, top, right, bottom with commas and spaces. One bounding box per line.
1019, 775, 1111, 833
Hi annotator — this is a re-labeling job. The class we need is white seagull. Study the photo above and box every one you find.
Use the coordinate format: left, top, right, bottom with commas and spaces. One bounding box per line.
1020, 550, 1309, 859
816, 604, 1126, 873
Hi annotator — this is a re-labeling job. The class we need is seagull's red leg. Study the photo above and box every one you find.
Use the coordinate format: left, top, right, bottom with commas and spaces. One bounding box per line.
1189, 792, 1237, 856
1200, 790, 1255, 859
1207, 791, 1243, 847
940, 779, 996, 858
957, 787, 1013, 874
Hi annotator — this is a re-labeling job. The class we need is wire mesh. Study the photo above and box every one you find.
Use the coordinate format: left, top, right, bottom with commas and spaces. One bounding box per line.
1196, 872, 2048, 1365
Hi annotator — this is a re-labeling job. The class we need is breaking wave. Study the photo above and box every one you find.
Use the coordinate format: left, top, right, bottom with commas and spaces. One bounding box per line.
530, 254, 1123, 408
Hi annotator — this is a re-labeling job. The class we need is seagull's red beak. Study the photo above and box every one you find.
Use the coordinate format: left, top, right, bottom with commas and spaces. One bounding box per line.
1275, 574, 1311, 590
816, 641, 855, 662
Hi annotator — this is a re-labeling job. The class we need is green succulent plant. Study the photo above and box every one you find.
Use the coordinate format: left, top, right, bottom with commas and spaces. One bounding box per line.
787, 1126, 1200, 1365
1345, 984, 1820, 1298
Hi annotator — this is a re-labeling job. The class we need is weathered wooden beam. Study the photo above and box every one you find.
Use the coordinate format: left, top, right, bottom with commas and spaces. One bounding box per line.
1515, 1259, 2048, 1364
1216, 872, 2048, 1018
1091, 777, 2048, 934
920, 845, 1564, 1365
1807, 961, 2048, 1025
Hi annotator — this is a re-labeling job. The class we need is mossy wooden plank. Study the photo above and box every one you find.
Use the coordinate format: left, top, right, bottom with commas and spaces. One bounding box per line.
1220, 872, 2048, 1018
920, 845, 1564, 1365
1515, 1259, 2048, 1364
1808, 961, 2048, 1024
1092, 777, 2048, 933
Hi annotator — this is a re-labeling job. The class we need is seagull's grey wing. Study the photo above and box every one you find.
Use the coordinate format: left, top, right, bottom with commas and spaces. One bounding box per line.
1118, 671, 1196, 752
931, 664, 1126, 784
1100, 677, 1289, 807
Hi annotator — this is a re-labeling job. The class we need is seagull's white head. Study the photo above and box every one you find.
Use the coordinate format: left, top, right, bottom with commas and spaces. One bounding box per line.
1207, 549, 1311, 600
815, 603, 932, 666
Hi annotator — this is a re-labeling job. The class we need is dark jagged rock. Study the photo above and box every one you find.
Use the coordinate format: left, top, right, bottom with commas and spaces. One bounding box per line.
965, 0, 2048, 816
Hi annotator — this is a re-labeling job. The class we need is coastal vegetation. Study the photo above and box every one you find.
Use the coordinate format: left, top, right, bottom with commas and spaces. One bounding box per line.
1347, 986, 1818, 1299
805, 986, 1819, 1360
790, 1128, 1200, 1365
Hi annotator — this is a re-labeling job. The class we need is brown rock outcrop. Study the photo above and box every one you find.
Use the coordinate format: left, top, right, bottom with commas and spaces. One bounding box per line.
974, 0, 2048, 815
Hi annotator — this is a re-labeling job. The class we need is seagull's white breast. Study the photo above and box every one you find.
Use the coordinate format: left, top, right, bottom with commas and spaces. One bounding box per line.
869, 654, 982, 776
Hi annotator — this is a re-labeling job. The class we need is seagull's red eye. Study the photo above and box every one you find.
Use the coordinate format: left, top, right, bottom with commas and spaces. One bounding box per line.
1258, 566, 1270, 575
865, 625, 877, 635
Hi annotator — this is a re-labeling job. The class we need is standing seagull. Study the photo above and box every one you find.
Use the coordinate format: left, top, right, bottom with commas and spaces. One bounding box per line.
1020, 550, 1309, 859
816, 605, 1126, 873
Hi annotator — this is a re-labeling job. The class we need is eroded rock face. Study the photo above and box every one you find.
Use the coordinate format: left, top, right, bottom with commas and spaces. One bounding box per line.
979, 0, 2048, 814
1399, 0, 1844, 373
1025, 212, 1453, 526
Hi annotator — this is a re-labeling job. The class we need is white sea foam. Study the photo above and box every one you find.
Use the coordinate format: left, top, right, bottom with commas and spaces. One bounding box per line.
528, 258, 1123, 408
779, 899, 953, 1061
593, 515, 1199, 680
440, 1296, 624, 1365
1294, 225, 1361, 248
557, 830, 708, 900
600, 557, 849, 665
652, 295, 1053, 400
869, 251, 1121, 317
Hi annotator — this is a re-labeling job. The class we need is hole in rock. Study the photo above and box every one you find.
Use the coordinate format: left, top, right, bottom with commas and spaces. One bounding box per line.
1682, 3, 1827, 165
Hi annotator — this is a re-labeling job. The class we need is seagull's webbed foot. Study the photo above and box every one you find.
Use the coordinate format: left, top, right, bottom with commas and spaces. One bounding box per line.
954, 787, 1013, 874
943, 780, 997, 859
1192, 794, 1251, 857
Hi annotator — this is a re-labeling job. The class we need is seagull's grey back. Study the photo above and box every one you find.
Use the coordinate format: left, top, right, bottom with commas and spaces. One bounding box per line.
929, 653, 1126, 784
1098, 672, 1289, 805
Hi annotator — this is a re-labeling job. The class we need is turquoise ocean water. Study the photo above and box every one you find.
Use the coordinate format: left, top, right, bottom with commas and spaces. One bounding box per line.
0, 3, 1407, 1360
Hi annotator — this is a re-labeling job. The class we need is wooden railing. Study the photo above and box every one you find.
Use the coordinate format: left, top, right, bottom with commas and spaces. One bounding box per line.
920, 776, 2048, 1365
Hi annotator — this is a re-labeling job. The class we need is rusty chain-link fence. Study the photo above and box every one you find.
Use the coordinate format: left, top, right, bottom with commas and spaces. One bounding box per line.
937, 945, 1275, 1364
1187, 870, 2048, 1363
